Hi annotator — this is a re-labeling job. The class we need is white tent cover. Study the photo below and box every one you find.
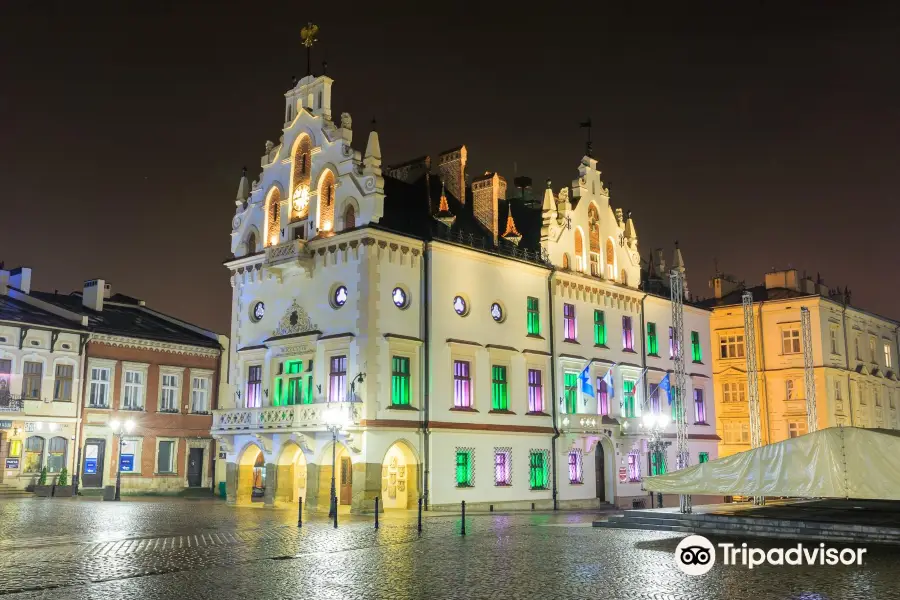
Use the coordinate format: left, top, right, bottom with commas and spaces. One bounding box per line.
643, 426, 900, 499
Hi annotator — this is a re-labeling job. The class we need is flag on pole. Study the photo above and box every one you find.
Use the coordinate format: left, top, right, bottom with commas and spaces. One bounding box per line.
658, 374, 672, 405
602, 366, 615, 399
579, 361, 594, 404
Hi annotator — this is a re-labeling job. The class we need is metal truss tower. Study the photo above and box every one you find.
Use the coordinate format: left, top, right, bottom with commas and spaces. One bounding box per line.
742, 291, 764, 505
801, 307, 818, 433
670, 269, 691, 514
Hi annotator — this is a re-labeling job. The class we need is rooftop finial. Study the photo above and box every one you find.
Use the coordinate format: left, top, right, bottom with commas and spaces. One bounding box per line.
580, 118, 593, 158
371, 116, 377, 128
301, 22, 319, 77
322, 60, 328, 75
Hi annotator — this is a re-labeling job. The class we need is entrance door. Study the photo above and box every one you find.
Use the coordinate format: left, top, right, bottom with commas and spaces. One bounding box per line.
187, 448, 203, 487
339, 456, 352, 505
595, 443, 606, 502
82, 438, 106, 488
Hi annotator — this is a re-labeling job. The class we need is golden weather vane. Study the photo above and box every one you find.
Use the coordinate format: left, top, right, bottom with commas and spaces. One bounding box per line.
301, 22, 319, 76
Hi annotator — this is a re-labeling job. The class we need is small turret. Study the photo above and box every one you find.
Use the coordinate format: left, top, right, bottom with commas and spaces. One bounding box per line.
235, 167, 250, 207
502, 212, 522, 246
672, 241, 690, 300
434, 182, 456, 229
364, 118, 382, 176
624, 210, 637, 249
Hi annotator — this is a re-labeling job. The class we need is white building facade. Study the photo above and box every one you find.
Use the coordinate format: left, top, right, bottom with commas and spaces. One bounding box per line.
213, 73, 718, 512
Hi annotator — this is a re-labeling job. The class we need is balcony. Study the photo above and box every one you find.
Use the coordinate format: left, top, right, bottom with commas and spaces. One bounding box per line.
0, 393, 24, 413
212, 401, 362, 434
265, 238, 310, 267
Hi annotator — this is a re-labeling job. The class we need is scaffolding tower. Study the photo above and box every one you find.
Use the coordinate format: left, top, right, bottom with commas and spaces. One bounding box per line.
670, 269, 691, 513
801, 307, 818, 433
742, 291, 764, 505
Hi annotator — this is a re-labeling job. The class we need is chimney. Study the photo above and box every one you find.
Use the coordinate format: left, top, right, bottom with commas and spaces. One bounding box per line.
0, 269, 8, 295
437, 146, 467, 204
764, 268, 800, 292
472, 172, 507, 245
8, 267, 31, 294
83, 279, 109, 311
711, 274, 741, 299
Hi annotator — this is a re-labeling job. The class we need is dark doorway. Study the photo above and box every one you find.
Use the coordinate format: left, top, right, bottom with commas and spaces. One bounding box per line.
339, 456, 352, 505
82, 438, 106, 488
188, 448, 203, 487
595, 443, 605, 502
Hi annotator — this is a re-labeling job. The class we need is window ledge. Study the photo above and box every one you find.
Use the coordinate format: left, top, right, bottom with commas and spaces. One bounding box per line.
455, 484, 474, 489
692, 360, 704, 365
569, 481, 584, 486
529, 487, 549, 492
158, 409, 180, 414
387, 404, 419, 411
526, 334, 545, 340
52, 399, 73, 403
488, 409, 517, 415
120, 407, 145, 412
154, 473, 179, 477
87, 405, 110, 410
525, 411, 550, 417
494, 483, 512, 487
594, 344, 608, 349
563, 339, 579, 344
189, 411, 211, 416
647, 353, 659, 358
622, 348, 636, 354
449, 406, 479, 413
694, 422, 710, 426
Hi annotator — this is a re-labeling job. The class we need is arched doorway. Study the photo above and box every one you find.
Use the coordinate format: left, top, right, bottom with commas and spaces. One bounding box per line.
381, 441, 418, 510
595, 442, 605, 503
236, 443, 264, 505
275, 443, 307, 504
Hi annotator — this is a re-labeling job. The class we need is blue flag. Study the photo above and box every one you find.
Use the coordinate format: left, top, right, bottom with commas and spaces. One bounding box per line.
658, 374, 672, 405
579, 362, 594, 400
602, 368, 615, 399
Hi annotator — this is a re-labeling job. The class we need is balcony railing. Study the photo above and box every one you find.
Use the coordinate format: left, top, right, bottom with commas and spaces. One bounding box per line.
0, 393, 24, 413
265, 238, 309, 267
212, 401, 362, 433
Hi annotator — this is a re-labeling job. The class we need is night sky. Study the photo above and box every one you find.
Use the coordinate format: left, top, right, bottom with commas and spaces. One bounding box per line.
2, 2, 899, 333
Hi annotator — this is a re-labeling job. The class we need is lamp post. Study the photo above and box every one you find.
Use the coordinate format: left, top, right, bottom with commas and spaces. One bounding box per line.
109, 419, 135, 501
640, 412, 669, 508
323, 405, 349, 527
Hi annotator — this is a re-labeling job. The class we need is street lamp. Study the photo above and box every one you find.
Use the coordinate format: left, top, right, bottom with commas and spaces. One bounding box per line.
323, 405, 349, 527
109, 419, 135, 501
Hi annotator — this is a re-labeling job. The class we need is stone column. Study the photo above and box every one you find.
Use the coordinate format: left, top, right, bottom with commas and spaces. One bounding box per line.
304, 463, 320, 511
275, 463, 292, 504
263, 462, 276, 508
225, 462, 238, 505
351, 462, 383, 514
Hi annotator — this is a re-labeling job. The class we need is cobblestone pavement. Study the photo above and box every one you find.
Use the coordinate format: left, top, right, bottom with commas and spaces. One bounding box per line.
1, 498, 899, 599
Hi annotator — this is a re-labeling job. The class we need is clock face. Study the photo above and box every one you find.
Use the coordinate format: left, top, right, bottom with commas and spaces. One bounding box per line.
453, 296, 467, 316
392, 287, 408, 309
490, 303, 503, 322
334, 286, 348, 307
252, 302, 265, 322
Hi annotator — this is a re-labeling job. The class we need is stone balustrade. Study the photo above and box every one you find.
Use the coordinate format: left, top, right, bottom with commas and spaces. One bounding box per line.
212, 401, 361, 433
265, 238, 308, 266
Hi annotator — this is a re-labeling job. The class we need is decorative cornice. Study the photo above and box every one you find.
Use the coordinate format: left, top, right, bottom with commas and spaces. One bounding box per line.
90, 334, 221, 358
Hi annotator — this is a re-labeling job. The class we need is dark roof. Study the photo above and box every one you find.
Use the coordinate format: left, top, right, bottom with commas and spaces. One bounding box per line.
0, 295, 85, 331
29, 291, 220, 348
696, 285, 813, 309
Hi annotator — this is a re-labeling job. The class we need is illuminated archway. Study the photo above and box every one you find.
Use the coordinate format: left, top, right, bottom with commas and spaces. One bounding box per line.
318, 170, 336, 233
290, 134, 312, 222
275, 442, 307, 504
588, 203, 601, 276
316, 440, 352, 512
265, 187, 281, 247
605, 238, 617, 280
381, 441, 419, 510
235, 443, 265, 505
574, 227, 585, 272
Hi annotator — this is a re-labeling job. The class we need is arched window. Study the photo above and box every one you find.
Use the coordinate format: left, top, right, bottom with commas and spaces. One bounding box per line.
621, 269, 629, 287
588, 204, 601, 276
562, 253, 571, 270
574, 229, 585, 272
252, 452, 266, 498
24, 436, 44, 473
605, 239, 616, 280
344, 204, 356, 230
47, 436, 67, 473
291, 135, 312, 221
266, 188, 281, 247
318, 170, 336, 232
246, 232, 257, 254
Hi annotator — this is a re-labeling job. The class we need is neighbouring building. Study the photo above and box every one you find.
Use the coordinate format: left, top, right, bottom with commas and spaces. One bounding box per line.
28, 281, 228, 494
213, 69, 718, 512
705, 269, 900, 458
0, 268, 87, 491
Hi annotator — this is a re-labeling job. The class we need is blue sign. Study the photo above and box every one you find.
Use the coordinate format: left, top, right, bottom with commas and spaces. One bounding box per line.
84, 458, 97, 475
5, 458, 19, 469
0, 420, 12, 430
119, 455, 134, 472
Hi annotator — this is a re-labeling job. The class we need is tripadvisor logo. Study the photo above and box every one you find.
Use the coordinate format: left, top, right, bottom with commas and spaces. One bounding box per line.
675, 535, 867, 575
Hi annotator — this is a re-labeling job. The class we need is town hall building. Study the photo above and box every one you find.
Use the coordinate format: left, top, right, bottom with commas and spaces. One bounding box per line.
213, 70, 718, 512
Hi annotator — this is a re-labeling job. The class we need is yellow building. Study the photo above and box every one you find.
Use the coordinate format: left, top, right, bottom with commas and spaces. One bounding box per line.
706, 269, 900, 458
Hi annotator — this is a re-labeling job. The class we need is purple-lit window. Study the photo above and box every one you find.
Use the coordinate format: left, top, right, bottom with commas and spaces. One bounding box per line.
563, 304, 576, 341
622, 316, 634, 350
627, 452, 641, 482
246, 366, 262, 408
453, 360, 472, 408
694, 388, 707, 424
568, 450, 583, 484
527, 369, 543, 413
328, 356, 347, 402
494, 449, 511, 486
597, 377, 609, 416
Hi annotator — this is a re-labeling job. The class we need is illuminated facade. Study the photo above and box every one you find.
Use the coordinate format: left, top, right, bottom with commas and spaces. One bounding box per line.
708, 269, 900, 458
216, 72, 718, 512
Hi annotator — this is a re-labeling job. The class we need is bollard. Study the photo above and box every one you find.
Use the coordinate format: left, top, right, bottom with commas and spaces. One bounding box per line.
531, 502, 535, 511
297, 497, 303, 528
417, 497, 423, 534
461, 500, 466, 536
333, 496, 338, 529
375, 497, 380, 530
489, 504, 494, 512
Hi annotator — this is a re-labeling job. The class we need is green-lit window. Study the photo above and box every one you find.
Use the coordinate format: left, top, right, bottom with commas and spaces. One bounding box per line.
455, 450, 473, 487
564, 372, 578, 414
391, 356, 410, 406
699, 452, 709, 464
647, 322, 658, 356
650, 450, 666, 476
304, 361, 314, 404
671, 388, 683, 421
491, 365, 509, 411
527, 297, 540, 336
623, 380, 636, 418
594, 310, 606, 346
285, 361, 303, 406
529, 450, 549, 490
691, 331, 702, 362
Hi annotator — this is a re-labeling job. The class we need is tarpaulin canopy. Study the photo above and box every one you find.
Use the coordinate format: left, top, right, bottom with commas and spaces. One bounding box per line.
643, 426, 900, 500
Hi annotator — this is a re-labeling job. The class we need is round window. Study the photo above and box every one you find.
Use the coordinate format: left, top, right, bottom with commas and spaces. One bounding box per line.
453, 296, 468, 316
392, 287, 409, 309
333, 285, 348, 308
490, 302, 504, 323
251, 301, 265, 322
